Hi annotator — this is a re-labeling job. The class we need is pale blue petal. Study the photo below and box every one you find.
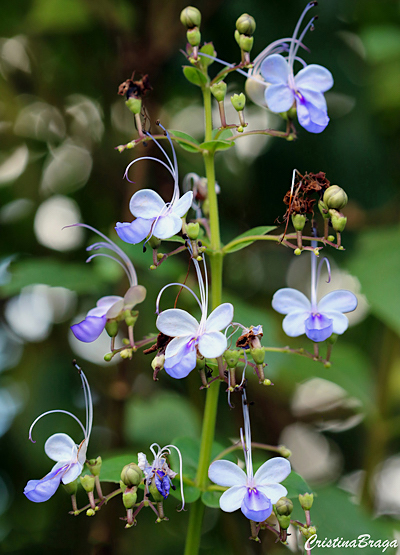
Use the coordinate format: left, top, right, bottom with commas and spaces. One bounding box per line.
153, 213, 182, 239
105, 299, 124, 318
172, 191, 193, 217
70, 315, 106, 343
257, 483, 288, 504
305, 313, 333, 342
272, 288, 311, 314
24, 463, 65, 503
322, 311, 350, 335
129, 189, 165, 218
165, 335, 193, 358
317, 290, 358, 314
157, 308, 199, 337
62, 462, 83, 484
115, 218, 153, 244
208, 460, 247, 487
198, 331, 227, 358
296, 92, 329, 134
241, 488, 272, 522
265, 84, 295, 113
254, 457, 291, 484
295, 64, 334, 93
205, 303, 234, 333
260, 54, 290, 85
86, 306, 109, 318
45, 433, 76, 462
219, 485, 246, 512
164, 343, 197, 379
282, 310, 309, 337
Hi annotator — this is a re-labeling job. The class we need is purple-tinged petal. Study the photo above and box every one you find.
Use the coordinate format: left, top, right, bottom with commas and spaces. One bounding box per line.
97, 295, 123, 308
62, 461, 83, 484
157, 308, 199, 337
198, 331, 227, 359
124, 285, 147, 308
165, 335, 193, 359
265, 83, 295, 113
295, 64, 334, 93
219, 485, 246, 512
305, 313, 333, 342
317, 290, 358, 314
115, 218, 153, 244
129, 189, 165, 218
208, 460, 247, 487
24, 464, 65, 503
105, 299, 124, 319
86, 306, 109, 318
296, 93, 329, 134
172, 191, 193, 217
260, 54, 290, 85
153, 213, 182, 240
272, 288, 311, 314
241, 488, 272, 522
282, 310, 309, 337
45, 433, 76, 462
257, 484, 288, 504
254, 457, 291, 485
322, 311, 350, 335
164, 343, 197, 379
155, 470, 170, 499
205, 303, 234, 333
71, 315, 106, 343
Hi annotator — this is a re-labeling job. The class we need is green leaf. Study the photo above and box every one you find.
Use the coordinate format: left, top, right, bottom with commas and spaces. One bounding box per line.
169, 485, 201, 504
199, 140, 233, 154
201, 490, 222, 508
198, 42, 216, 69
212, 128, 233, 141
162, 234, 186, 244
182, 66, 208, 87
223, 226, 277, 254
281, 472, 312, 498
169, 130, 201, 153
98, 454, 137, 483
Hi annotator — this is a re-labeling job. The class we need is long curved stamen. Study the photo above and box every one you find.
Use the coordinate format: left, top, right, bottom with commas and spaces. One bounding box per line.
28, 410, 86, 443
241, 389, 253, 481
150, 443, 162, 460
124, 156, 175, 183
310, 236, 318, 310
291, 16, 317, 69
162, 444, 186, 511
156, 282, 202, 314
316, 257, 332, 293
156, 124, 180, 204
288, 1, 317, 69
76, 363, 93, 441
85, 252, 134, 286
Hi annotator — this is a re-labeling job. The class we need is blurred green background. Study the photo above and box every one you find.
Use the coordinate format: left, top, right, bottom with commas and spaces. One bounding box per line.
1, 0, 400, 553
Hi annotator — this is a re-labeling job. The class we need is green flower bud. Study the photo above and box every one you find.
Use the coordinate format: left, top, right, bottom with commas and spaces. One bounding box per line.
105, 320, 119, 338
234, 29, 241, 47
187, 222, 200, 240
86, 456, 102, 477
149, 480, 164, 502
104, 352, 113, 362
210, 81, 227, 102
121, 463, 143, 487
278, 446, 292, 458
223, 349, 240, 368
180, 6, 201, 28
238, 34, 254, 53
125, 97, 142, 115
86, 508, 96, 517
151, 354, 165, 372
294, 248, 302, 256
80, 474, 95, 493
62, 479, 78, 495
123, 487, 138, 509
274, 497, 294, 516
231, 93, 246, 112
299, 492, 314, 511
301, 525, 317, 539
236, 14, 256, 36
329, 209, 347, 232
120, 348, 132, 359
276, 514, 291, 529
187, 27, 201, 47
148, 235, 161, 249
327, 234, 335, 242
291, 213, 306, 231
323, 185, 348, 210
125, 309, 139, 327
318, 199, 329, 218
250, 347, 265, 365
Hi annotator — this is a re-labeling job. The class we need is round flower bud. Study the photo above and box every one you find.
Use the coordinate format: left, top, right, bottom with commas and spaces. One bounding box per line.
278, 446, 292, 458
187, 222, 200, 240
236, 14, 256, 36
104, 353, 113, 362
294, 248, 302, 256
187, 27, 201, 47
86, 508, 96, 517
275, 497, 294, 516
105, 320, 119, 338
87, 456, 102, 477
210, 81, 227, 102
329, 209, 347, 232
80, 474, 95, 493
223, 349, 240, 368
299, 492, 314, 511
123, 487, 138, 509
323, 185, 348, 210
120, 348, 132, 359
238, 34, 254, 53
231, 93, 246, 112
301, 525, 317, 539
121, 463, 143, 487
291, 213, 306, 231
180, 6, 201, 29
151, 354, 165, 372
125, 97, 142, 115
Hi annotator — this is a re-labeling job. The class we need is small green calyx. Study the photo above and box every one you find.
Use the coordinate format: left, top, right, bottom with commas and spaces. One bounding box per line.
318, 199, 329, 218
323, 185, 348, 210
123, 487, 138, 509
125, 309, 139, 327
149, 480, 164, 502
274, 497, 294, 516
299, 492, 314, 511
236, 14, 256, 36
86, 456, 102, 477
210, 81, 227, 102
62, 479, 78, 495
180, 6, 201, 28
278, 445, 292, 458
125, 97, 142, 115
121, 463, 143, 487
223, 349, 240, 368
329, 209, 347, 232
231, 93, 246, 112
292, 213, 306, 231
187, 27, 201, 47
276, 514, 291, 529
238, 34, 254, 53
250, 347, 264, 365
301, 525, 317, 539
105, 320, 119, 338
80, 474, 95, 493
187, 222, 200, 240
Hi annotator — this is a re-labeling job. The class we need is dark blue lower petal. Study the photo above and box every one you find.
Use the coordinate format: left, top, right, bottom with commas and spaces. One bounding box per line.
71, 315, 106, 342
155, 470, 170, 499
241, 488, 272, 522
305, 313, 333, 342
24, 465, 66, 503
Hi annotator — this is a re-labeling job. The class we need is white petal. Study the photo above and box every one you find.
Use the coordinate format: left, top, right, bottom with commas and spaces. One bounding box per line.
62, 462, 83, 484
105, 299, 124, 318
254, 457, 291, 484
153, 213, 182, 239
124, 285, 147, 308
87, 306, 108, 318
172, 191, 193, 217
165, 335, 193, 358
205, 303, 234, 333
219, 485, 247, 513
45, 433, 77, 463
257, 484, 288, 504
322, 311, 349, 334
129, 189, 165, 218
156, 308, 199, 337
295, 64, 334, 93
97, 295, 123, 308
317, 290, 358, 314
198, 331, 227, 358
261, 54, 290, 85
265, 84, 295, 113
208, 460, 247, 487
272, 288, 311, 314
282, 311, 309, 336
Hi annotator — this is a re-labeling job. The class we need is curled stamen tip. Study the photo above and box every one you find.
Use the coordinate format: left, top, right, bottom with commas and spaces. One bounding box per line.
309, 1, 318, 6
29, 435, 36, 443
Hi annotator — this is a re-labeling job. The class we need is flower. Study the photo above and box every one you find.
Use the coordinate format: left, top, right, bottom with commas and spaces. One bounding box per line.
115, 126, 193, 245
246, 2, 333, 133
272, 248, 358, 342
69, 224, 146, 343
138, 442, 185, 508
156, 258, 233, 379
24, 365, 93, 503
208, 390, 291, 522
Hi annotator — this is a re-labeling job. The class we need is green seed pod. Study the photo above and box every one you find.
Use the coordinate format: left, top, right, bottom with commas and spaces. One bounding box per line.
105, 320, 119, 338
187, 222, 200, 240
329, 209, 347, 232
250, 347, 265, 365
121, 463, 143, 487
291, 213, 306, 231
231, 93, 246, 112
223, 349, 240, 368
180, 6, 201, 28
86, 456, 102, 477
80, 474, 95, 493
238, 34, 254, 53
210, 81, 227, 102
125, 97, 142, 115
274, 497, 294, 516
236, 14, 256, 36
123, 487, 138, 509
187, 27, 201, 47
299, 492, 314, 511
323, 185, 348, 210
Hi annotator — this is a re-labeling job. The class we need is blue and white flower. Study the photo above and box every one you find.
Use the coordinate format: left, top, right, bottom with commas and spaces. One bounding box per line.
70, 224, 146, 343
24, 366, 93, 503
115, 127, 193, 245
156, 258, 233, 379
209, 391, 291, 522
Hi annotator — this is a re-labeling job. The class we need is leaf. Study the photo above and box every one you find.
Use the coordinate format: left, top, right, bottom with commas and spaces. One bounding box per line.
199, 140, 233, 154
212, 128, 233, 141
98, 454, 137, 483
198, 42, 216, 69
182, 66, 208, 87
201, 490, 222, 508
281, 472, 312, 498
162, 234, 185, 244
169, 130, 201, 153
223, 226, 277, 254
